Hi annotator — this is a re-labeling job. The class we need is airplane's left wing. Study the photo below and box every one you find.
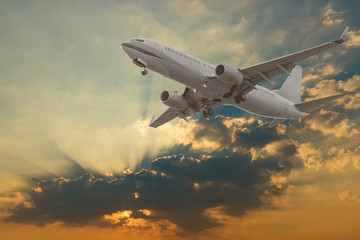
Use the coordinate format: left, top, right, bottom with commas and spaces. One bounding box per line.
149, 107, 179, 128
149, 88, 214, 128
238, 26, 348, 95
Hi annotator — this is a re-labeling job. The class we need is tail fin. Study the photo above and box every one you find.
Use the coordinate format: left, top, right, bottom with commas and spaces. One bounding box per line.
295, 93, 347, 112
278, 65, 302, 104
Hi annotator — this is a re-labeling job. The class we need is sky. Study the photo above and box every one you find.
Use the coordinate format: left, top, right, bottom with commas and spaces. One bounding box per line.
0, 0, 360, 239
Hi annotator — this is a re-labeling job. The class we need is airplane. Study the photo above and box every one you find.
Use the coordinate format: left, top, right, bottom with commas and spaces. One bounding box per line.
121, 27, 349, 128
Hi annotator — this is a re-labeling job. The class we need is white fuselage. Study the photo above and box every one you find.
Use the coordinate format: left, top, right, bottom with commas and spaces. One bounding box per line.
121, 39, 304, 119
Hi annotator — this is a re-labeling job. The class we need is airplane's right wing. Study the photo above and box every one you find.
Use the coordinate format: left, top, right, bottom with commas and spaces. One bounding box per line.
238, 26, 349, 95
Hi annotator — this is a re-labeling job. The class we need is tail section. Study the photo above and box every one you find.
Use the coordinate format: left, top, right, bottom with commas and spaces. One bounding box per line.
295, 93, 347, 112
278, 65, 302, 104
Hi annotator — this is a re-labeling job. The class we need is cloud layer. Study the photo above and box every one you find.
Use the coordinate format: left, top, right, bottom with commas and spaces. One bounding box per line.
5, 118, 296, 233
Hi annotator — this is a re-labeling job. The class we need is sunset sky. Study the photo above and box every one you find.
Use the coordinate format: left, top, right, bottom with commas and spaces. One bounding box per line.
1, 0, 360, 239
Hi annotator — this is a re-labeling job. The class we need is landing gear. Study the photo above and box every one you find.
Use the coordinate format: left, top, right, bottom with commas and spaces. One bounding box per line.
234, 93, 246, 103
141, 68, 148, 76
223, 85, 246, 103
133, 58, 148, 75
202, 109, 209, 118
202, 107, 213, 118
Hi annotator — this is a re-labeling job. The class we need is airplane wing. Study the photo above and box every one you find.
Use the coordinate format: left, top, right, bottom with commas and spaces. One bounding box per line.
149, 107, 179, 128
149, 88, 217, 128
238, 26, 349, 95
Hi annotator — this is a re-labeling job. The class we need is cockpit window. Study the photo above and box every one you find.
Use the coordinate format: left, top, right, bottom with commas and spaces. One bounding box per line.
131, 38, 144, 42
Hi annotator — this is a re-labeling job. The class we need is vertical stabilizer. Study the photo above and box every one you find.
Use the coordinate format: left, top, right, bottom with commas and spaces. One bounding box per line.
278, 65, 302, 104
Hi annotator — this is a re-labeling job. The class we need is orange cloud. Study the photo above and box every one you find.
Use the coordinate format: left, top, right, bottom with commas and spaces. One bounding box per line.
300, 110, 359, 138
346, 29, 360, 48
327, 146, 360, 172
104, 210, 133, 224
303, 75, 360, 110
302, 64, 342, 83
337, 190, 360, 204
296, 142, 323, 170
322, 4, 344, 26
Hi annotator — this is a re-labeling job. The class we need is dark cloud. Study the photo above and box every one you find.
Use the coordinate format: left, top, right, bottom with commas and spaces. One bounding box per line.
4, 117, 298, 233
290, 108, 353, 139
278, 143, 298, 157
188, 116, 285, 149
232, 125, 283, 148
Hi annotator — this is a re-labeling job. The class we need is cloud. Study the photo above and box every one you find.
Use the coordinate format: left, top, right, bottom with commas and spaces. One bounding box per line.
346, 30, 360, 48
326, 145, 360, 172
4, 117, 296, 233
344, 92, 360, 109
294, 109, 359, 138
322, 4, 345, 26
337, 190, 360, 203
302, 63, 343, 83
302, 74, 360, 111
296, 143, 324, 170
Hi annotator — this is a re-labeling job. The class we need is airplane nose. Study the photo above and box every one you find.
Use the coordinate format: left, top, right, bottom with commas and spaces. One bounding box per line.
121, 42, 131, 54
121, 42, 135, 59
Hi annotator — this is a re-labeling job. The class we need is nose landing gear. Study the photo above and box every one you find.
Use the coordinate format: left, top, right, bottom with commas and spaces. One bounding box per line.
141, 68, 148, 76
132, 58, 148, 76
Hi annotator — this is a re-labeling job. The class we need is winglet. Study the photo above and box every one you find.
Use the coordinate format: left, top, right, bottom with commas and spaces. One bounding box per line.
334, 26, 349, 44
149, 115, 156, 127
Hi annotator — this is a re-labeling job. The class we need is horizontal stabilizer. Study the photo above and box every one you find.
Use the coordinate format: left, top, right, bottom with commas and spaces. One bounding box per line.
295, 93, 347, 112
268, 118, 287, 128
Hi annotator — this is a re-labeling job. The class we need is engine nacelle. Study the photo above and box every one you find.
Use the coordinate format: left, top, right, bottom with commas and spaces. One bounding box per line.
215, 64, 244, 85
160, 90, 188, 110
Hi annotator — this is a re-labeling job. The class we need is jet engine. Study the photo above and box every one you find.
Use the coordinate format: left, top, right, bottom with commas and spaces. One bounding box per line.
160, 90, 188, 110
215, 64, 244, 85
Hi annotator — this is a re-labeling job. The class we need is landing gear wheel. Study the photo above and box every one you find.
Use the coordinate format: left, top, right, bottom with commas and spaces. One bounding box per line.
240, 93, 246, 101
141, 69, 148, 76
202, 109, 209, 118
234, 93, 246, 103
207, 108, 213, 116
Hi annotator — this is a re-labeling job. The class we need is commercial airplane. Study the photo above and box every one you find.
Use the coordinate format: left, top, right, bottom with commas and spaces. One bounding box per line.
121, 27, 349, 128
